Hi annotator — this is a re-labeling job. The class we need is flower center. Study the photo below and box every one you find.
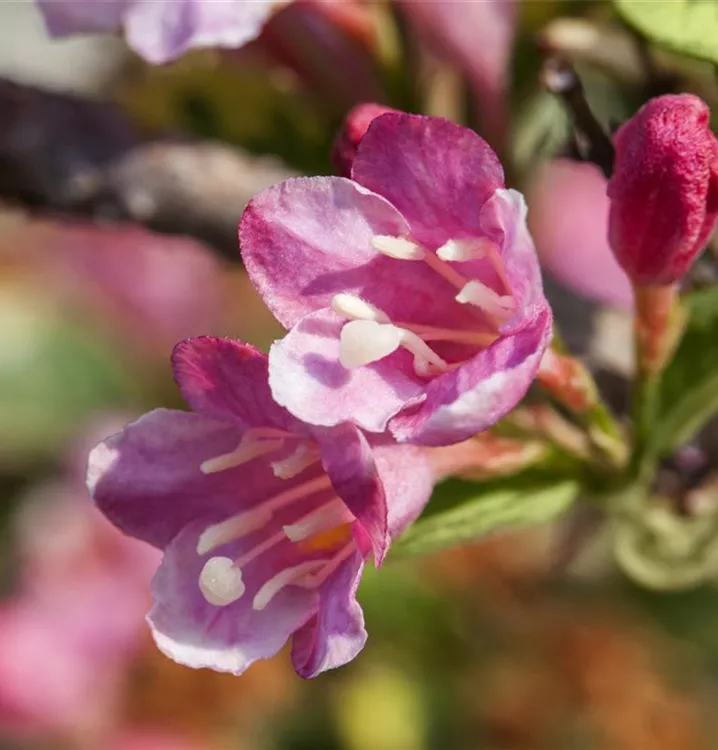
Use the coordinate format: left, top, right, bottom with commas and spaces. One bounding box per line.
196, 437, 355, 610
330, 234, 515, 378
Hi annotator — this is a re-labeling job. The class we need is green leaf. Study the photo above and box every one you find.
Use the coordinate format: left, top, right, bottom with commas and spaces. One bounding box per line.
391, 478, 579, 559
614, 0, 718, 67
655, 286, 718, 454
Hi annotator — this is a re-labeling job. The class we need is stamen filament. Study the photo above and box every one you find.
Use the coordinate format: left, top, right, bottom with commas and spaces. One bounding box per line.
296, 544, 356, 589
399, 323, 498, 347
200, 437, 283, 474
252, 560, 327, 611
283, 499, 352, 542
196, 475, 333, 555
421, 249, 469, 290
272, 442, 320, 480
234, 527, 287, 569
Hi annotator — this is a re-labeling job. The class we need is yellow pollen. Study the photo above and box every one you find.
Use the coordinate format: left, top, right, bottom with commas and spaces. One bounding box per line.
298, 523, 353, 553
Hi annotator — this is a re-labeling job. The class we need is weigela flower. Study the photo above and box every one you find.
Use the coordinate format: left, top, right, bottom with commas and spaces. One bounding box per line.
87, 337, 433, 678
241, 112, 552, 446
36, 0, 282, 65
607, 94, 718, 285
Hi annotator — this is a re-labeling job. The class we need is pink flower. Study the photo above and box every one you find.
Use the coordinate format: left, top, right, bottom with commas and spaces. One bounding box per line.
332, 103, 398, 177
527, 159, 633, 309
88, 337, 433, 678
241, 112, 552, 446
37, 0, 281, 65
607, 94, 718, 285
0, 424, 159, 740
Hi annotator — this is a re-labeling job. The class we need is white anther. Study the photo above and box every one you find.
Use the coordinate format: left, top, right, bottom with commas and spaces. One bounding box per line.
331, 293, 390, 323
371, 235, 425, 260
199, 556, 246, 606
436, 237, 497, 262
271, 442, 319, 480
339, 320, 403, 368
252, 560, 326, 611
456, 280, 516, 323
283, 500, 351, 542
200, 436, 284, 474
196, 508, 273, 556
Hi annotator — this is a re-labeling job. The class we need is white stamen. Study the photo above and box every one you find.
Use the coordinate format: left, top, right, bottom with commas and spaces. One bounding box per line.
252, 560, 327, 611
339, 319, 449, 377
436, 237, 497, 262
200, 436, 283, 474
283, 500, 352, 542
331, 293, 390, 323
271, 442, 320, 480
339, 320, 403, 368
295, 544, 356, 590
196, 475, 333, 555
199, 556, 245, 606
371, 235, 425, 260
456, 280, 516, 323
398, 329, 450, 377
197, 507, 273, 556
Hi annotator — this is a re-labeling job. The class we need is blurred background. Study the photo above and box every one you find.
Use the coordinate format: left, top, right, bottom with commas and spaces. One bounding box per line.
0, 1, 717, 749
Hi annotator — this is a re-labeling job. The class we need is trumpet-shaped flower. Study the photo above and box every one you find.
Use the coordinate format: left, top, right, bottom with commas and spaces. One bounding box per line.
241, 112, 552, 446
88, 337, 433, 678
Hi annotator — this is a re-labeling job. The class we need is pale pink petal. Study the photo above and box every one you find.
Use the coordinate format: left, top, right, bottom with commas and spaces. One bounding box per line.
268, 309, 425, 434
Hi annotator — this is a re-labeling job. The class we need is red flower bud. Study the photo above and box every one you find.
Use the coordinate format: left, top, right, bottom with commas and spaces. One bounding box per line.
332, 102, 397, 177
607, 94, 718, 284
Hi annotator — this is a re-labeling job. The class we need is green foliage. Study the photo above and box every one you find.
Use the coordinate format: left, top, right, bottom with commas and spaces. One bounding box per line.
655, 286, 718, 454
0, 296, 133, 466
391, 477, 579, 559
615, 0, 718, 66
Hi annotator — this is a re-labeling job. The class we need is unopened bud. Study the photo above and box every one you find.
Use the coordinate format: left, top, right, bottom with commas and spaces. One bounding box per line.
332, 102, 397, 177
607, 94, 718, 285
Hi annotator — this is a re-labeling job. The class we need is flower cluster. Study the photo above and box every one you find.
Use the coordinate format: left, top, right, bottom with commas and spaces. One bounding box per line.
87, 110, 551, 678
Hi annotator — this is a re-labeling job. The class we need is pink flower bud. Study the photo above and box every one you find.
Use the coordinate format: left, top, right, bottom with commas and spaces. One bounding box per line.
607, 94, 718, 285
332, 102, 397, 177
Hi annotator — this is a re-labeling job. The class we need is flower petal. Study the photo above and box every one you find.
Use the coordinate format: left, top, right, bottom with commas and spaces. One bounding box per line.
37, 0, 126, 35
371, 441, 435, 540
314, 425, 389, 565
352, 113, 504, 248
240, 176, 410, 328
268, 309, 425, 434
88, 409, 283, 549
479, 188, 546, 329
389, 309, 553, 445
290, 550, 366, 678
148, 522, 318, 675
124, 0, 275, 64
172, 337, 296, 430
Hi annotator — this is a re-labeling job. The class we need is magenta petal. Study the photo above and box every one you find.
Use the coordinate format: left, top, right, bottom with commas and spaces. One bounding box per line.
240, 176, 410, 328
148, 522, 317, 675
88, 409, 274, 549
352, 113, 504, 248
314, 425, 389, 565
371, 441, 434, 540
268, 309, 425, 433
389, 310, 553, 445
172, 337, 295, 430
290, 551, 366, 678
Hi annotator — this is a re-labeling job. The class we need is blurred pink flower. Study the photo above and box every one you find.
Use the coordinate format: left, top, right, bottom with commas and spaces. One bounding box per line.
1, 219, 221, 352
526, 159, 633, 310
400, 0, 518, 149
37, 0, 281, 65
109, 728, 213, 750
0, 417, 160, 742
